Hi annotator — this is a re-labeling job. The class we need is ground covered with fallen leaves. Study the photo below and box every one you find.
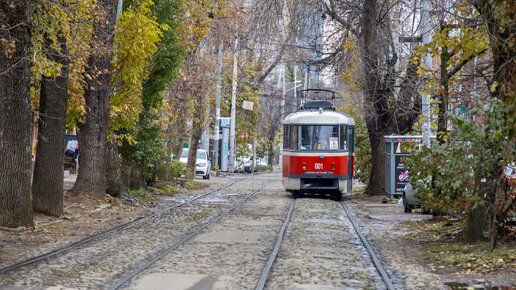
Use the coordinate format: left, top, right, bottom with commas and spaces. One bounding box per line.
0, 175, 214, 268
402, 217, 516, 288
348, 191, 515, 289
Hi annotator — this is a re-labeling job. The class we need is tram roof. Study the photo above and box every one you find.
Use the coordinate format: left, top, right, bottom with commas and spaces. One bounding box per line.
283, 110, 355, 125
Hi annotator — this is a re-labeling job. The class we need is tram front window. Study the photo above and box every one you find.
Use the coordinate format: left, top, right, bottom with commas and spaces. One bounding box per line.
301, 125, 339, 151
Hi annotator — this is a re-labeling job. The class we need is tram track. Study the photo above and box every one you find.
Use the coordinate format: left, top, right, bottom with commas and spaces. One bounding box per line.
110, 182, 268, 289
0, 177, 251, 286
340, 200, 396, 290
256, 197, 396, 290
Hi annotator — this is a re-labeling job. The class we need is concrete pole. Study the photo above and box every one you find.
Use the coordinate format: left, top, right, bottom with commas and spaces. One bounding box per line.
213, 43, 223, 175
304, 68, 308, 90
281, 64, 286, 118
228, 38, 239, 173
293, 65, 297, 107
116, 0, 123, 20
421, 0, 432, 147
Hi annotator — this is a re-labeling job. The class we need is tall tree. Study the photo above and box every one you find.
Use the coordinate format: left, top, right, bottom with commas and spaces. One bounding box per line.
471, 0, 515, 248
32, 34, 69, 216
119, 0, 184, 185
413, 3, 489, 143
0, 0, 35, 228
72, 0, 118, 197
323, 0, 422, 195
473, 0, 515, 132
30, 0, 78, 216
108, 0, 164, 193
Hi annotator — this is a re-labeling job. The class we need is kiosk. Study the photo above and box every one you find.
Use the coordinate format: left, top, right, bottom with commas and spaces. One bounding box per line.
384, 135, 423, 196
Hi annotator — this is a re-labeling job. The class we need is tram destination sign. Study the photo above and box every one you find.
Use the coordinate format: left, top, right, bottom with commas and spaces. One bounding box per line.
305, 171, 334, 175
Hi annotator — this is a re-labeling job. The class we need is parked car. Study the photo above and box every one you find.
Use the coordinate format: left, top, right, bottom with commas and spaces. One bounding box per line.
179, 148, 211, 179
242, 157, 267, 173
243, 157, 254, 173
235, 157, 246, 173
503, 163, 516, 191
402, 182, 431, 214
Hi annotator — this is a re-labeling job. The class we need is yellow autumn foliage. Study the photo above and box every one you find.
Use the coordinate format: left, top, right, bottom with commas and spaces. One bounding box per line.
110, 0, 166, 132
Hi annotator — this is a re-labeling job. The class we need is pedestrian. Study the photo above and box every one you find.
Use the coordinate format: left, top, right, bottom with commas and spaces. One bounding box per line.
73, 144, 79, 174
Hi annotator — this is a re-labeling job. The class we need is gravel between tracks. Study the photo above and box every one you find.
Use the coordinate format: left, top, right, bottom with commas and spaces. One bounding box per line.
0, 175, 261, 289
125, 174, 291, 290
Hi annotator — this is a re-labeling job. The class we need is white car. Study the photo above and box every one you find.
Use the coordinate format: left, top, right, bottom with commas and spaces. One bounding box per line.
242, 157, 268, 173
179, 148, 211, 179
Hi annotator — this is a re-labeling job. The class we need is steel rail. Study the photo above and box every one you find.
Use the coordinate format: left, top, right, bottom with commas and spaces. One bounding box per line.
0, 178, 244, 276
109, 182, 268, 290
340, 201, 396, 290
255, 199, 296, 290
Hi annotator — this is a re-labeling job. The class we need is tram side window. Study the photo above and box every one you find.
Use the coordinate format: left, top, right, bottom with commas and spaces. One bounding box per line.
348, 126, 355, 153
289, 125, 299, 150
283, 125, 289, 149
340, 125, 348, 150
300, 125, 313, 150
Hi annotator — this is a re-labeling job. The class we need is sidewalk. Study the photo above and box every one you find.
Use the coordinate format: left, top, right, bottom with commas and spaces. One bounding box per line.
64, 172, 77, 191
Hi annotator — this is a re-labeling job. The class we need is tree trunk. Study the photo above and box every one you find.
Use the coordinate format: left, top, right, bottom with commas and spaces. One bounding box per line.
72, 0, 118, 198
472, 0, 516, 249
267, 125, 278, 166
362, 0, 386, 196
437, 46, 450, 143
32, 35, 69, 216
106, 141, 127, 197
464, 203, 488, 242
0, 0, 34, 228
366, 131, 386, 195
125, 165, 143, 190
186, 106, 203, 180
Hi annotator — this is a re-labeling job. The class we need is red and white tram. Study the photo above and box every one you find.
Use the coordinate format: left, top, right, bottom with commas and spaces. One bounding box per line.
282, 89, 355, 200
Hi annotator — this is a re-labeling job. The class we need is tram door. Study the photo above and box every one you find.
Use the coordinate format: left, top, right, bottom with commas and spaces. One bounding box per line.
347, 126, 355, 192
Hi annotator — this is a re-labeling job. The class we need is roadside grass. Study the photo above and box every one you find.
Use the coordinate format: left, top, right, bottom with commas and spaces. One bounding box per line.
425, 242, 515, 273
403, 218, 463, 242
402, 219, 516, 273
149, 185, 180, 196
128, 178, 209, 200
41, 224, 67, 234
129, 188, 156, 203
182, 180, 210, 190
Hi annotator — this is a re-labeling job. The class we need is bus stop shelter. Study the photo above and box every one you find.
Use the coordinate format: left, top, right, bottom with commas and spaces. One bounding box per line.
384, 135, 423, 196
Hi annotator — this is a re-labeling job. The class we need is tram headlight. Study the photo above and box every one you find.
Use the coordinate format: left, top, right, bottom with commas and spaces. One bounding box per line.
302, 161, 306, 171
332, 162, 335, 171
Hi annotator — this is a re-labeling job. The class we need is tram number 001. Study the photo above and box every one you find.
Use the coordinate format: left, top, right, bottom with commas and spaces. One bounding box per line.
314, 163, 324, 170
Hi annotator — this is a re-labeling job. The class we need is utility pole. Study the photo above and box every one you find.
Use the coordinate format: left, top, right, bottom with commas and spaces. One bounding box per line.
228, 38, 239, 173
213, 43, 223, 175
421, 0, 432, 147
280, 64, 286, 118
293, 66, 297, 99
116, 0, 123, 20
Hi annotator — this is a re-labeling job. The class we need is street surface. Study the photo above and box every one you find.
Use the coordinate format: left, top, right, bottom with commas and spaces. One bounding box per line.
1, 172, 511, 289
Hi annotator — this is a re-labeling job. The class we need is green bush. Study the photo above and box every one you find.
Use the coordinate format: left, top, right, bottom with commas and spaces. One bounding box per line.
155, 159, 185, 182
405, 140, 478, 215
405, 99, 515, 228
169, 159, 186, 181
